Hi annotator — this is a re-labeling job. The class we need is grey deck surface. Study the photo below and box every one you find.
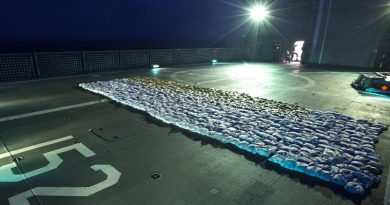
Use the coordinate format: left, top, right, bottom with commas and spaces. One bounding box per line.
1, 62, 389, 205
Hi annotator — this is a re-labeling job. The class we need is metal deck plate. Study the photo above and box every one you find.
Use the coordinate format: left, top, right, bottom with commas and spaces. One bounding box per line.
90, 119, 150, 142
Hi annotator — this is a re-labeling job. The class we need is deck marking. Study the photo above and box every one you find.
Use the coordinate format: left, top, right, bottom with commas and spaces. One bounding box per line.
170, 68, 316, 91
8, 164, 121, 205
0, 143, 95, 182
0, 99, 108, 123
0, 135, 74, 160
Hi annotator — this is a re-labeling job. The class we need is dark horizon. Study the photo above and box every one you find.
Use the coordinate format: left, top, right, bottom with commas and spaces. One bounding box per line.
0, 40, 237, 53
0, 0, 251, 53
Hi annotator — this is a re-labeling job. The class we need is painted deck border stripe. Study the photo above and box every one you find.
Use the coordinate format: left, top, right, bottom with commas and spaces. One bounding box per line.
0, 99, 108, 123
0, 136, 74, 160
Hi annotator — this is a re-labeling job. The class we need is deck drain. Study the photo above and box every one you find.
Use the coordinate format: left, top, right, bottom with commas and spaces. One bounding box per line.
151, 172, 161, 179
13, 156, 24, 162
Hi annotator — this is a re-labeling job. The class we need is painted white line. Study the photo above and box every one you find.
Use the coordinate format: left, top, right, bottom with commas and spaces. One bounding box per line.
0, 143, 95, 182
0, 136, 74, 160
8, 164, 121, 205
0, 99, 108, 123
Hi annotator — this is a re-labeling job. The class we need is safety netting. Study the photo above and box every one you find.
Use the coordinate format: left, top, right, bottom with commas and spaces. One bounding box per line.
80, 77, 387, 194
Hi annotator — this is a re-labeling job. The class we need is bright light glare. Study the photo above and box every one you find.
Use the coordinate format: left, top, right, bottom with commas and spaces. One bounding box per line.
212, 59, 218, 64
293, 41, 305, 61
250, 5, 269, 21
152, 64, 160, 68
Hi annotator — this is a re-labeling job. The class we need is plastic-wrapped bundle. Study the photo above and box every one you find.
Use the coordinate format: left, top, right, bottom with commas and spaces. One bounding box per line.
80, 77, 388, 194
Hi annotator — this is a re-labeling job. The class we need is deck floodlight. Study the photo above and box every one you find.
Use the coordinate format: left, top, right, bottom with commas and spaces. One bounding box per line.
152, 64, 160, 68
212, 59, 218, 64
250, 5, 269, 22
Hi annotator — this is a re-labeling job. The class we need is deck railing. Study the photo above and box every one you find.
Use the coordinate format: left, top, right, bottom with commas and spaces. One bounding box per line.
0, 48, 250, 82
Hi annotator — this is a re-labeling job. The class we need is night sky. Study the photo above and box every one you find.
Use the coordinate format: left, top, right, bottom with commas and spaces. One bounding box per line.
0, 0, 250, 52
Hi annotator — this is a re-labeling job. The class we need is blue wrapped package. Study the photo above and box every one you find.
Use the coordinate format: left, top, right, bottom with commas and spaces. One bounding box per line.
345, 182, 365, 195
331, 174, 348, 186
